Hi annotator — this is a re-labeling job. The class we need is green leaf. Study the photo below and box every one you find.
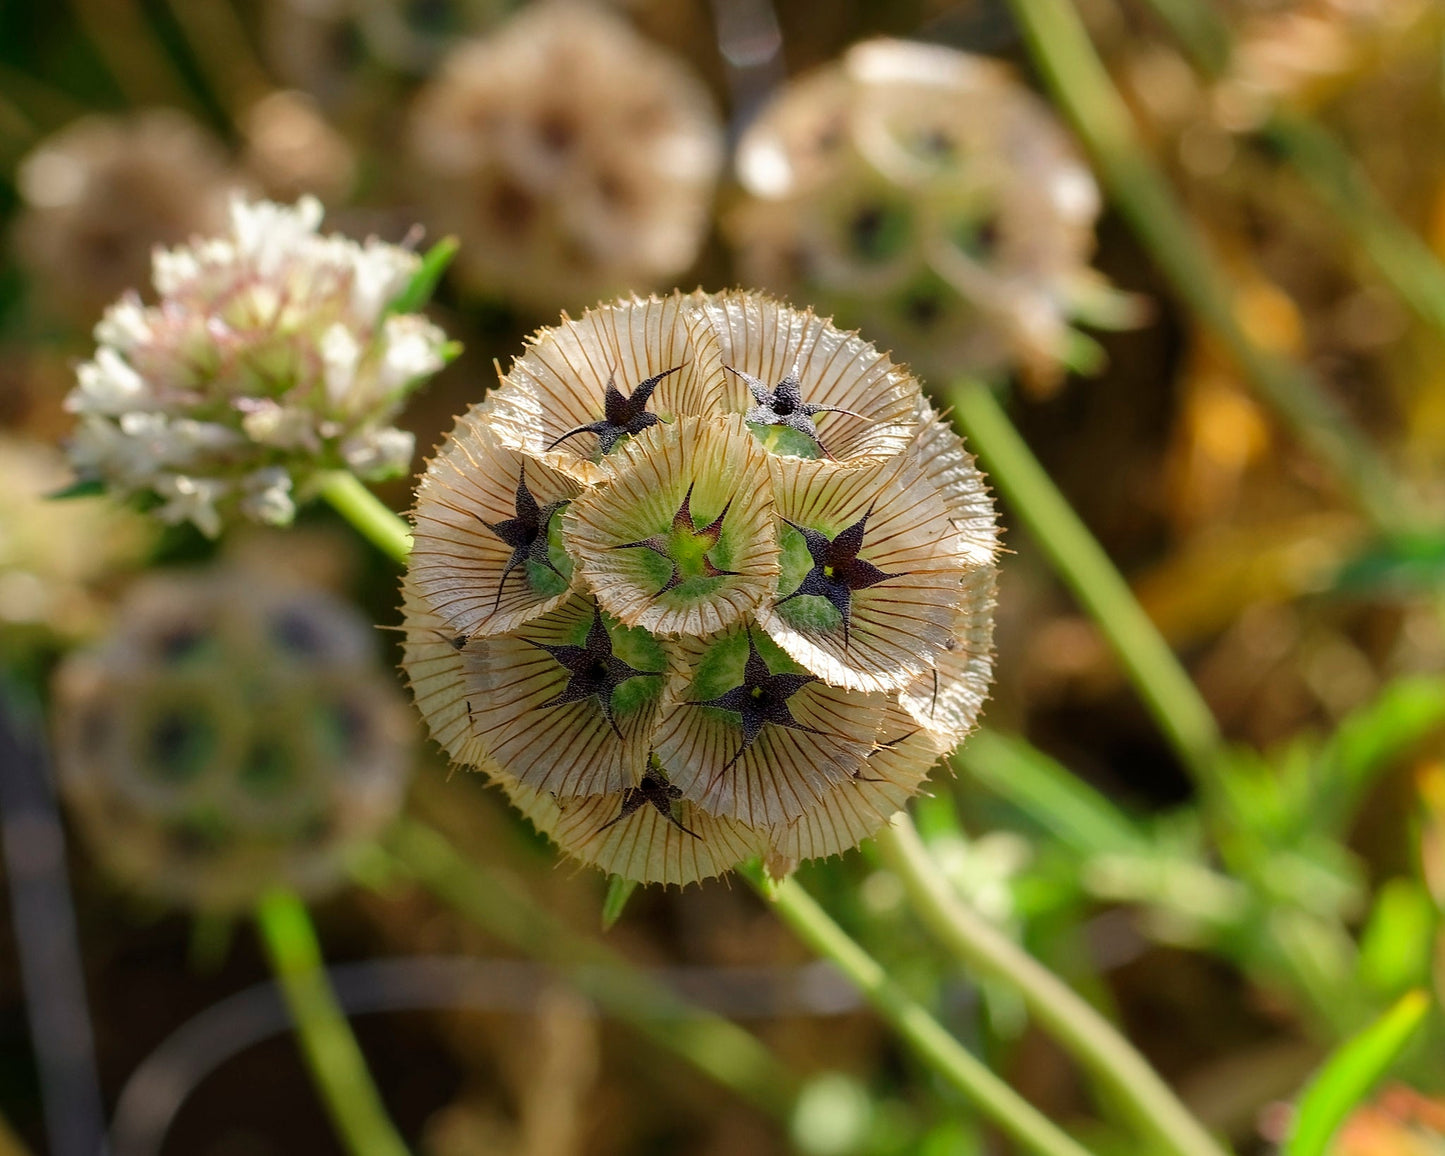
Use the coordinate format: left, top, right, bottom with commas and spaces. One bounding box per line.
385, 236, 459, 316
601, 875, 638, 930
953, 728, 1148, 857
1285, 989, 1432, 1156
1333, 531, 1445, 596
47, 477, 106, 500
1315, 676, 1445, 830
1356, 878, 1437, 997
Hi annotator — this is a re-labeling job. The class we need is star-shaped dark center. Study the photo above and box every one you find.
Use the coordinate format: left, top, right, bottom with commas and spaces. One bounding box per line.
611, 481, 739, 598
597, 756, 699, 838
725, 365, 862, 459
478, 463, 569, 612
526, 606, 661, 739
546, 365, 682, 456
689, 626, 828, 779
777, 506, 905, 648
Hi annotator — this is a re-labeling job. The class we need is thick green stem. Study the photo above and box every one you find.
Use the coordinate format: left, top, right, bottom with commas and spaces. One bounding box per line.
254, 889, 410, 1156
1003, 0, 1415, 536
318, 472, 412, 566
875, 815, 1231, 1156
383, 818, 797, 1119
950, 379, 1224, 785
744, 866, 1096, 1156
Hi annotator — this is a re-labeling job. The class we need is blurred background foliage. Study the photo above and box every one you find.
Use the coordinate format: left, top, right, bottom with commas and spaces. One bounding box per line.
0, 0, 1443, 1154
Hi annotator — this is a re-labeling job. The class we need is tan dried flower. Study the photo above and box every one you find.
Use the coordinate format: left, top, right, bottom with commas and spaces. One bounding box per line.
0, 436, 152, 647
401, 290, 998, 886
406, 0, 723, 309
727, 39, 1114, 393
53, 566, 413, 910
12, 109, 239, 324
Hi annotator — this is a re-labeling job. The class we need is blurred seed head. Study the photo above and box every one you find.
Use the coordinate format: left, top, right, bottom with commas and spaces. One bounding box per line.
241, 89, 357, 203
728, 39, 1110, 394
64, 195, 453, 537
401, 289, 998, 885
53, 566, 413, 911
12, 109, 240, 325
406, 0, 724, 310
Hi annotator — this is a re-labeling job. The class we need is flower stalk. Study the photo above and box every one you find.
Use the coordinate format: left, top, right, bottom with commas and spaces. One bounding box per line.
949, 378, 1224, 786
1001, 0, 1416, 538
254, 888, 410, 1156
742, 861, 1097, 1156
874, 813, 1231, 1156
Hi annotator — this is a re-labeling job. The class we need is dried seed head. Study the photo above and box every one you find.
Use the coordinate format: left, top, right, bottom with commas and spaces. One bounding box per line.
64, 195, 452, 536
53, 567, 412, 910
406, 1, 724, 309
13, 110, 239, 324
728, 39, 1108, 393
401, 289, 998, 885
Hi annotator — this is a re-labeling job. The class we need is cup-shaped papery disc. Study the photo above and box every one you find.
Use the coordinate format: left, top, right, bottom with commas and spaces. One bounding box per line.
398, 574, 498, 773
702, 290, 917, 461
462, 594, 669, 797
651, 621, 885, 826
757, 454, 974, 692
410, 416, 582, 641
498, 774, 766, 888
485, 291, 730, 484
563, 414, 780, 637
768, 703, 942, 863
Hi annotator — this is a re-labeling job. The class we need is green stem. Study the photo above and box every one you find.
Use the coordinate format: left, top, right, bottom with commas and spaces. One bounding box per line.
383, 818, 797, 1119
950, 379, 1223, 785
875, 815, 1231, 1156
318, 472, 412, 566
1003, 0, 1415, 536
253, 889, 409, 1156
744, 865, 1096, 1156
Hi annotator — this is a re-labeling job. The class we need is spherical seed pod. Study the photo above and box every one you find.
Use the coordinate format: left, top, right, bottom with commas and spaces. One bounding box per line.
64, 195, 452, 537
406, 0, 723, 310
53, 567, 413, 911
401, 289, 998, 886
728, 39, 1106, 393
12, 110, 239, 325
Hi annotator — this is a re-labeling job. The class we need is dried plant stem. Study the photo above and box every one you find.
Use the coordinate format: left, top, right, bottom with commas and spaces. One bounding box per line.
875, 814, 1231, 1156
318, 472, 412, 566
744, 864, 1096, 1156
950, 379, 1223, 785
254, 889, 410, 1156
382, 818, 797, 1119
1002, 0, 1415, 537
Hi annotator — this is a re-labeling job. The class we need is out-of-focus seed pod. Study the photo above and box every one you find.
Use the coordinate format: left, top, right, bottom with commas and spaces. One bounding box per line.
53, 567, 413, 911
241, 90, 357, 203
401, 289, 999, 886
406, 0, 723, 310
728, 39, 1112, 395
12, 110, 239, 325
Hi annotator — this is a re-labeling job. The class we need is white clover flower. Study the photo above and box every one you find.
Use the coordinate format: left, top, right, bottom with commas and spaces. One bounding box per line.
401, 291, 1000, 886
64, 195, 453, 536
